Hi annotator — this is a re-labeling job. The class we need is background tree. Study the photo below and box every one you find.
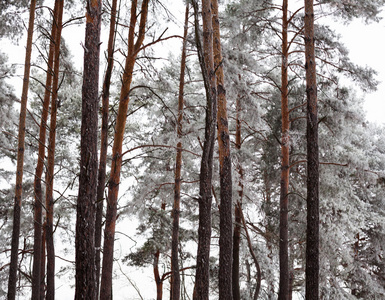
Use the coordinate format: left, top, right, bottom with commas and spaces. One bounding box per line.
7, 1, 37, 298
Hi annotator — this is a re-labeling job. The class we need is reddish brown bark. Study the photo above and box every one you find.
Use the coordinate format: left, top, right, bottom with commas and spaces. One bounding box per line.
45, 1, 64, 299
171, 4, 189, 300
7, 1, 37, 299
192, 0, 217, 298
95, 0, 117, 296
100, 0, 149, 298
212, 0, 233, 298
32, 2, 59, 298
304, 0, 319, 299
278, 0, 290, 299
75, 0, 101, 298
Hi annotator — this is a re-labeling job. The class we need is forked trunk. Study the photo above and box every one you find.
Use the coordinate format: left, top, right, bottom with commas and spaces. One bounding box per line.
212, 0, 233, 298
32, 1, 59, 298
192, 0, 217, 298
45, 1, 64, 299
95, 0, 117, 296
100, 0, 149, 298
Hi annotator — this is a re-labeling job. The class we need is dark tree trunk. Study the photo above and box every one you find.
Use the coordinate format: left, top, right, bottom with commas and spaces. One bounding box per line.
7, 1, 37, 299
304, 0, 319, 299
40, 222, 46, 300
45, 2, 64, 299
278, 0, 290, 299
232, 93, 243, 300
212, 0, 233, 298
32, 2, 59, 298
154, 250, 163, 300
100, 1, 149, 298
171, 4, 189, 300
192, 0, 217, 298
75, 0, 101, 298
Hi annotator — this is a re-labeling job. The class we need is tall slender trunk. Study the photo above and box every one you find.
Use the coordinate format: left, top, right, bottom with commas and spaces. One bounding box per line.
45, 1, 64, 299
278, 0, 290, 299
100, 1, 149, 298
75, 0, 101, 298
304, 0, 319, 299
32, 2, 59, 298
211, 0, 233, 299
7, 1, 37, 298
232, 92, 243, 300
171, 4, 189, 300
192, 0, 217, 298
95, 0, 117, 296
40, 222, 46, 300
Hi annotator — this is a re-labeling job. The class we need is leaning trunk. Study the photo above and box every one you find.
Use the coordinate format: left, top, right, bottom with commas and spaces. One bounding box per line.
171, 4, 189, 300
45, 1, 64, 299
212, 0, 233, 298
7, 1, 37, 298
278, 0, 290, 298
100, 0, 149, 298
75, 0, 102, 298
304, 0, 319, 299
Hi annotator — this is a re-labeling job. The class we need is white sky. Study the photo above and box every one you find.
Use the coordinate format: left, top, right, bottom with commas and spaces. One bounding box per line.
336, 13, 385, 124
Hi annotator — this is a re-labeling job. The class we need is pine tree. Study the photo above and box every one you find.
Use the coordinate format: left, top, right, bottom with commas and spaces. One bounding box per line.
7, 1, 37, 298
75, 0, 101, 298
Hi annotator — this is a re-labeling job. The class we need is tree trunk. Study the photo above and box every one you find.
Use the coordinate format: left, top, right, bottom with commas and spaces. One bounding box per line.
45, 1, 64, 299
304, 0, 319, 299
192, 0, 217, 298
100, 1, 149, 298
95, 0, 117, 296
232, 93, 243, 300
171, 4, 189, 300
7, 1, 37, 298
212, 1, 233, 299
75, 0, 101, 298
32, 0, 59, 298
278, 0, 290, 299
154, 250, 163, 300
40, 222, 46, 300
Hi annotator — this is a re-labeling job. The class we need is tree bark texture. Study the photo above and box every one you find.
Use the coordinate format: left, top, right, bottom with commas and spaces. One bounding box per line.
212, 0, 233, 299
278, 0, 290, 299
32, 1, 59, 298
232, 93, 243, 300
100, 0, 149, 298
304, 0, 319, 299
171, 4, 189, 300
45, 1, 64, 299
192, 0, 217, 298
7, 1, 37, 299
95, 0, 117, 296
75, 0, 101, 298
